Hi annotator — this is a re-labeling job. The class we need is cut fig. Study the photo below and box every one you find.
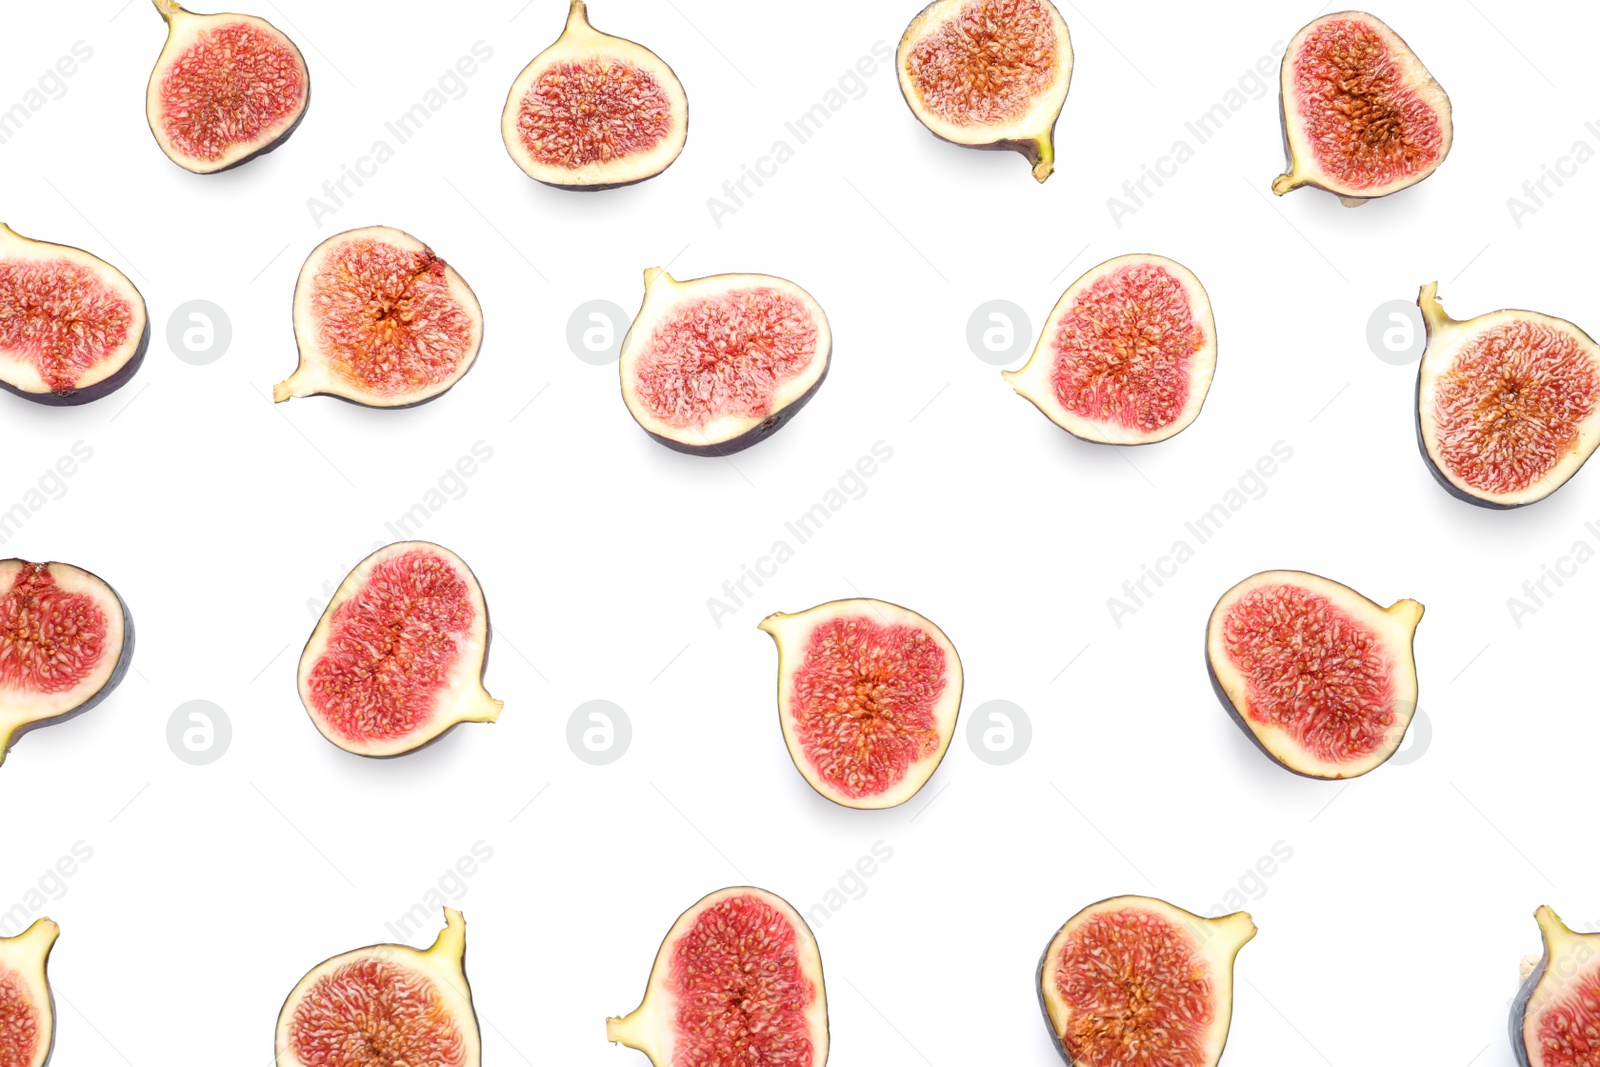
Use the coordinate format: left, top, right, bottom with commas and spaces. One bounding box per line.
1511, 906, 1600, 1067
0, 561, 133, 769
1207, 570, 1423, 780
897, 0, 1073, 182
274, 226, 485, 408
619, 268, 831, 455
295, 542, 501, 758
502, 0, 688, 189
1038, 896, 1254, 1067
609, 886, 828, 1067
146, 0, 310, 174
276, 908, 479, 1067
0, 224, 148, 406
0, 919, 58, 1067
1273, 12, 1451, 205
1003, 254, 1217, 445
1417, 283, 1600, 509
758, 599, 962, 810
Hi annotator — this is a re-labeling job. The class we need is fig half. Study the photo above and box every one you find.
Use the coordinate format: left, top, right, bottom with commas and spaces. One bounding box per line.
1038, 896, 1254, 1067
0, 224, 148, 405
502, 0, 688, 189
1207, 570, 1423, 780
620, 268, 831, 455
759, 599, 962, 809
146, 0, 311, 174
0, 918, 58, 1067
1273, 12, 1451, 205
295, 542, 501, 758
274, 226, 485, 408
276, 908, 480, 1067
1417, 283, 1600, 509
897, 0, 1073, 182
1003, 254, 1217, 445
0, 561, 133, 769
1512, 906, 1600, 1067
609, 887, 828, 1067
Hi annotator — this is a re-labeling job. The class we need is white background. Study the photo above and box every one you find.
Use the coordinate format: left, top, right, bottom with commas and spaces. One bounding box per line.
0, 0, 1596, 1064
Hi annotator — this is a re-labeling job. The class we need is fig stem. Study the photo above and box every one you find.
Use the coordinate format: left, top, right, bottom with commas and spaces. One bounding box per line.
606, 1009, 645, 1049
1030, 137, 1054, 183
151, 0, 183, 21
1386, 598, 1425, 629
566, 0, 591, 31
426, 908, 467, 961
1417, 281, 1453, 334
12, 918, 59, 953
1270, 171, 1300, 196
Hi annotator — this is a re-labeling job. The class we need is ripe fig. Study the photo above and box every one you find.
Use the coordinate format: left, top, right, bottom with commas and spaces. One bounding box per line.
759, 599, 962, 810
897, 0, 1073, 182
1207, 570, 1424, 780
1038, 896, 1254, 1067
608, 887, 828, 1067
1417, 283, 1600, 509
620, 268, 831, 455
146, 0, 311, 174
1511, 906, 1600, 1067
275, 908, 480, 1067
1273, 12, 1452, 205
0, 919, 58, 1067
0, 561, 133, 769
295, 542, 501, 758
501, 0, 688, 189
0, 224, 148, 406
1003, 254, 1217, 444
274, 226, 485, 408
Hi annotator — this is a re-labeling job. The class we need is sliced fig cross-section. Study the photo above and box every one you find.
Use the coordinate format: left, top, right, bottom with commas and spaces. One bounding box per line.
1273, 12, 1452, 205
0, 561, 133, 768
275, 908, 480, 1067
274, 226, 485, 408
0, 918, 59, 1067
502, 0, 688, 189
146, 0, 311, 173
609, 886, 828, 1067
0, 224, 149, 406
1004, 254, 1216, 445
620, 268, 831, 455
1511, 906, 1600, 1067
897, 0, 1074, 182
1417, 283, 1600, 509
759, 599, 962, 809
1038, 896, 1254, 1067
1207, 570, 1423, 780
295, 542, 501, 758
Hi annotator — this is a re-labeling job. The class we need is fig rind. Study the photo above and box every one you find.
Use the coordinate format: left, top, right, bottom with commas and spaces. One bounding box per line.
0, 225, 149, 407
1272, 11, 1452, 204
146, 0, 311, 174
759, 598, 962, 810
618, 268, 831, 456
274, 226, 486, 409
0, 561, 134, 769
501, 0, 688, 190
294, 542, 501, 759
1415, 283, 1600, 509
1037, 896, 1253, 1067
0, 918, 59, 1067
896, 0, 1073, 182
608, 886, 829, 1067
274, 908, 481, 1067
1206, 570, 1423, 780
1003, 253, 1217, 445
